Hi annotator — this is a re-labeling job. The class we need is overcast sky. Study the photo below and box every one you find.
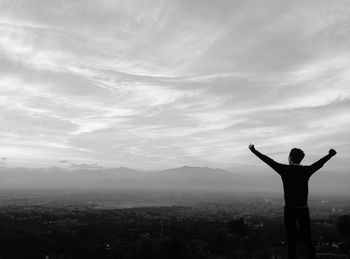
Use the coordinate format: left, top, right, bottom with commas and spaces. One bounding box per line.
0, 0, 349, 171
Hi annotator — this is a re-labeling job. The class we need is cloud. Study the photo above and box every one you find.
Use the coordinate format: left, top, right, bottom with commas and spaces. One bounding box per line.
0, 0, 349, 171
70, 163, 103, 170
58, 160, 70, 163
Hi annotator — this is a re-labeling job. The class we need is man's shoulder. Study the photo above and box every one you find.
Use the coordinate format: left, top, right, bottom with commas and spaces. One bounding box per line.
285, 164, 313, 174
279, 164, 310, 171
271, 163, 288, 175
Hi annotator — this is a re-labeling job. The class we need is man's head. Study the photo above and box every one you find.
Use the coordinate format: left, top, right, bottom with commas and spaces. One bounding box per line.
289, 148, 305, 165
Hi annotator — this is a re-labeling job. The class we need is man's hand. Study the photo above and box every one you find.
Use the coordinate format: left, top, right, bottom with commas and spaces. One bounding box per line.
329, 149, 337, 157
249, 143, 256, 152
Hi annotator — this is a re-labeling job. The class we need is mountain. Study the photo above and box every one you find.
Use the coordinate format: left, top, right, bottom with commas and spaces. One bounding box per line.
139, 166, 251, 191
0, 166, 249, 191
0, 166, 348, 194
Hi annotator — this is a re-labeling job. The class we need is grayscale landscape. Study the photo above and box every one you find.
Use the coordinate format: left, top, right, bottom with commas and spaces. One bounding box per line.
0, 0, 349, 258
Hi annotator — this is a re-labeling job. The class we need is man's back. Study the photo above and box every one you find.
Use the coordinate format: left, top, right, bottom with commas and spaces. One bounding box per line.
275, 164, 313, 207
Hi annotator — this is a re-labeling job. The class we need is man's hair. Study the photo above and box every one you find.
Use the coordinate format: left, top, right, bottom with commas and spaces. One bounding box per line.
289, 148, 305, 164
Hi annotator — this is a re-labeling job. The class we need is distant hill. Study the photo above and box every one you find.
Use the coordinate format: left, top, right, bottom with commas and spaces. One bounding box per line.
0, 166, 248, 191
139, 166, 251, 191
0, 166, 348, 194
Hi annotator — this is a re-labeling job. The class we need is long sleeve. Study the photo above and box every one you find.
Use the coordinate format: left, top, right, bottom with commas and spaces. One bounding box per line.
308, 154, 333, 175
251, 149, 283, 174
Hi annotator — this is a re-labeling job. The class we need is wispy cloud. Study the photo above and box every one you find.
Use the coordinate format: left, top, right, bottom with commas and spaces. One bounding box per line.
0, 0, 349, 171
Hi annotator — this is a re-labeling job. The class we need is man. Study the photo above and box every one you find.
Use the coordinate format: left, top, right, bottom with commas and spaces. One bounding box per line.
248, 144, 337, 259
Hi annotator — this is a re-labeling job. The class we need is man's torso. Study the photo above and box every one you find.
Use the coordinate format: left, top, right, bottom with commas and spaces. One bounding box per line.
276, 164, 313, 207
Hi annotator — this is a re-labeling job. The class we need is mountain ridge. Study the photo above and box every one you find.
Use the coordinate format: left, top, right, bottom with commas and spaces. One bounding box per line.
0, 166, 348, 194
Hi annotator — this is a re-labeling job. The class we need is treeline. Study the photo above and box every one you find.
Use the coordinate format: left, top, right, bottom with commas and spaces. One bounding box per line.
0, 207, 348, 259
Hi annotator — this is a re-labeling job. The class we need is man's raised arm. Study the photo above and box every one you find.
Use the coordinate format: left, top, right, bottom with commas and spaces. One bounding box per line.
309, 149, 337, 174
248, 144, 281, 173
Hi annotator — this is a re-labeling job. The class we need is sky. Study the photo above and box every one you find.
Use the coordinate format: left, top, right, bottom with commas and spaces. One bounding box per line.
0, 0, 349, 172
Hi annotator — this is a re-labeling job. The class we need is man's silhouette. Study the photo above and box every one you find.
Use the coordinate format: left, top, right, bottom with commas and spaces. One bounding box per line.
248, 144, 337, 259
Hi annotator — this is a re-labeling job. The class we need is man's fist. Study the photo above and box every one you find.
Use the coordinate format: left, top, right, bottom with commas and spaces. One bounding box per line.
249, 144, 255, 151
329, 149, 337, 157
